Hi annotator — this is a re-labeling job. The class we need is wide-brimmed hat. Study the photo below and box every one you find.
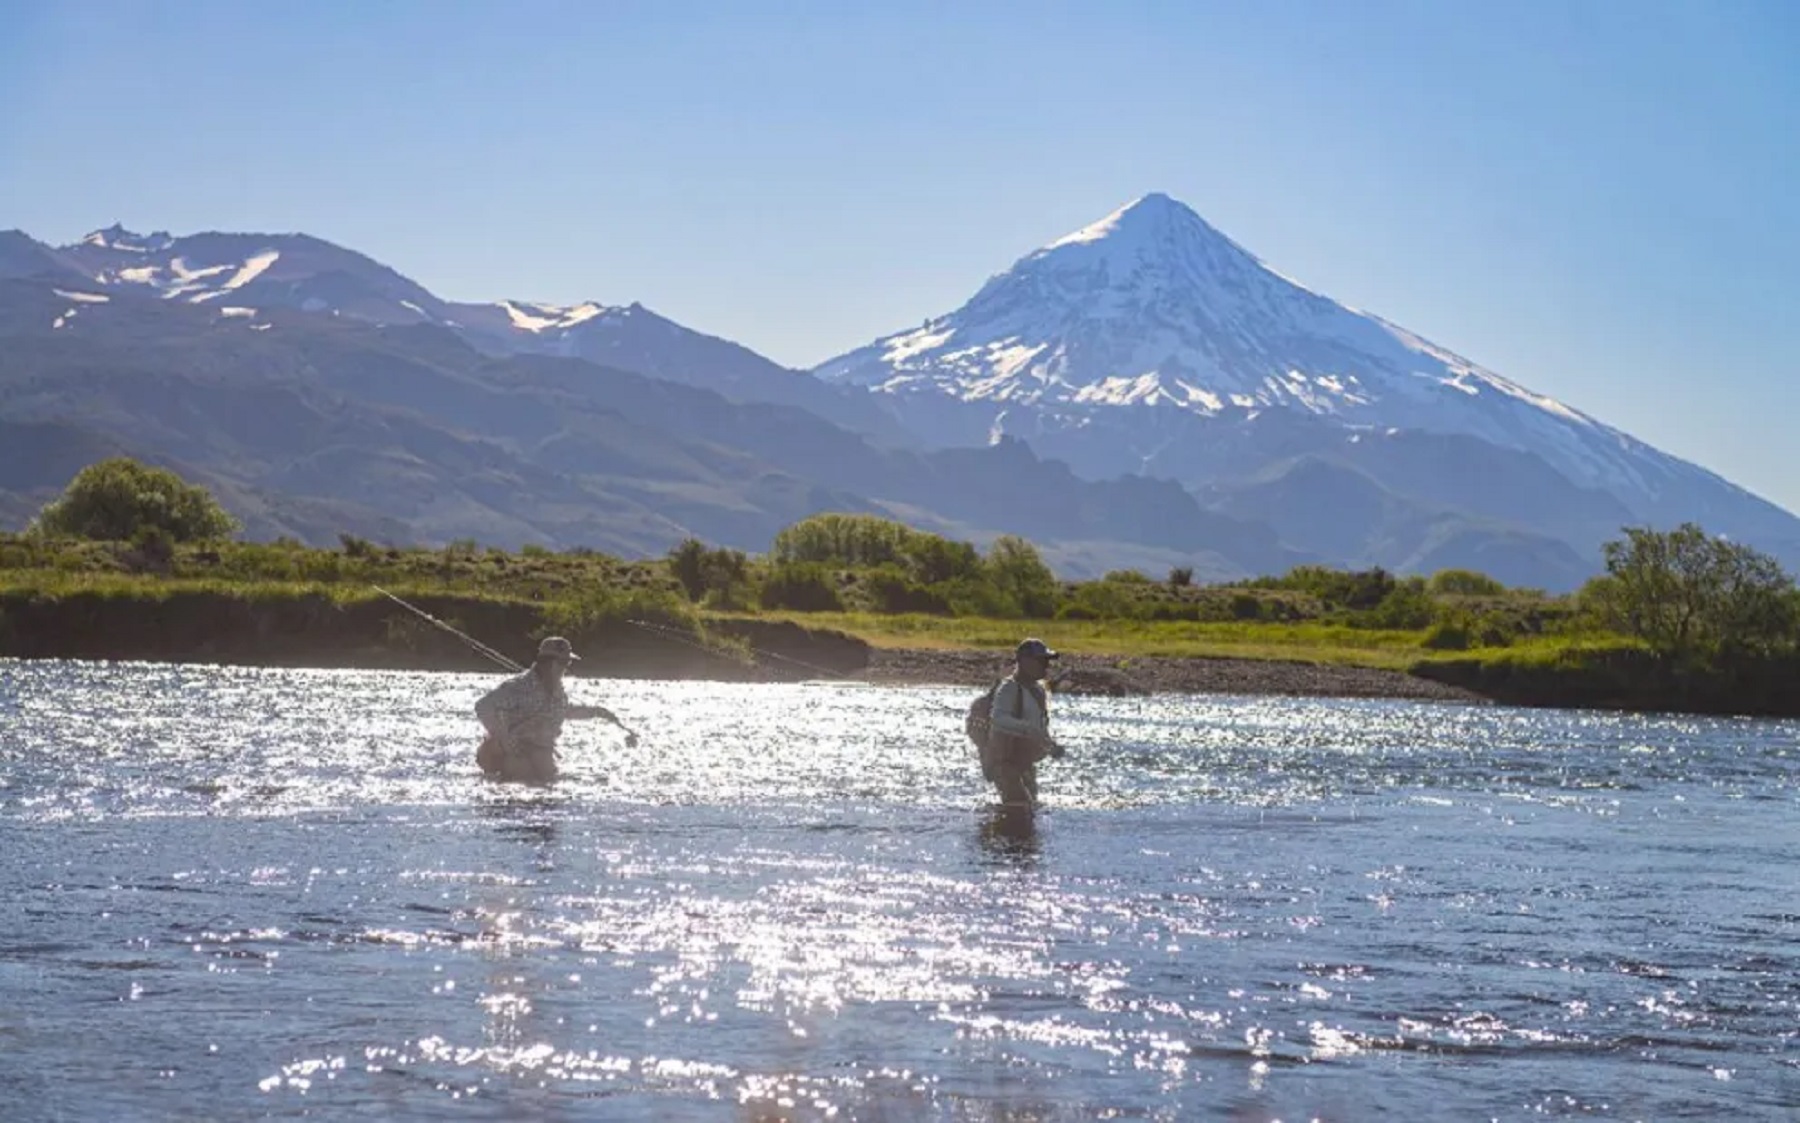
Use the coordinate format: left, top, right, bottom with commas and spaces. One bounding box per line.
1015, 637, 1058, 661
537, 636, 581, 662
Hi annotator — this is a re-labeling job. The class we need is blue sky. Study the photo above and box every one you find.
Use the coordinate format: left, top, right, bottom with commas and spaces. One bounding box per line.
4, 1, 1797, 510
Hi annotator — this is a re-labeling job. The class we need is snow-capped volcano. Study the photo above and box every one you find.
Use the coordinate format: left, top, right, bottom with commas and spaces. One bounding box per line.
815, 193, 1800, 558
818, 192, 1605, 465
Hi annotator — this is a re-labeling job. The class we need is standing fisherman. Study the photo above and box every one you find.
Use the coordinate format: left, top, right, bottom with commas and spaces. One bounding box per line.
981, 638, 1064, 807
475, 636, 638, 784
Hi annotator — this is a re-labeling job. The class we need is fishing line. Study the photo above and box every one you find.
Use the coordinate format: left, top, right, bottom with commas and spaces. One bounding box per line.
373, 585, 642, 745
374, 583, 1050, 722
372, 585, 525, 672
621, 617, 880, 684
624, 617, 1075, 723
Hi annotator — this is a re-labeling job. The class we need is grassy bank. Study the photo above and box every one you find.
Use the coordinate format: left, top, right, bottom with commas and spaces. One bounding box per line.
5, 530, 1796, 716
0, 537, 1584, 674
742, 610, 1445, 669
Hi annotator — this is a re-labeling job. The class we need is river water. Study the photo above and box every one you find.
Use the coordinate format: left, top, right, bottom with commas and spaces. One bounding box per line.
1, 660, 1795, 1120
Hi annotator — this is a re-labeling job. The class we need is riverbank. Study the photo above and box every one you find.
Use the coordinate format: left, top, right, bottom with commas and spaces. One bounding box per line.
4, 585, 1795, 717
858, 646, 1488, 704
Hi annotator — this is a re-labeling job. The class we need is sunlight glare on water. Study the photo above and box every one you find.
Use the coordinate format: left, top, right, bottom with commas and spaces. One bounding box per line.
2, 659, 1797, 1120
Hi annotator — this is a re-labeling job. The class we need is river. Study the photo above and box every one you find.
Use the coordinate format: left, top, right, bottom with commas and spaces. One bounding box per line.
1, 660, 1795, 1120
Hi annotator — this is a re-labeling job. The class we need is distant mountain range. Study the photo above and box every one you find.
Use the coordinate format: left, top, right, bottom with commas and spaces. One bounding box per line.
3, 198, 1793, 589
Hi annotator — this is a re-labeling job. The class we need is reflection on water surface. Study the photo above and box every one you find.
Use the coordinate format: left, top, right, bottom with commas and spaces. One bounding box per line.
2, 661, 1796, 1119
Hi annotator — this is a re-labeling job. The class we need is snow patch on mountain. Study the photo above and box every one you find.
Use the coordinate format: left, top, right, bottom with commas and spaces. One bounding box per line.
812, 192, 1712, 506
499, 299, 608, 333
223, 250, 279, 292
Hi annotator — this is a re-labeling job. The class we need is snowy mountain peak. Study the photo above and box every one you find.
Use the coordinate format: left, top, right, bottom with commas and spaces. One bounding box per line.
80, 224, 173, 253
1047, 191, 1219, 249
812, 192, 1682, 501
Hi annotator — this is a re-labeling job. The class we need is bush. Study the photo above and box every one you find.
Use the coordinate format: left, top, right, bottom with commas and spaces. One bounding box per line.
1229, 592, 1263, 620
1168, 566, 1194, 588
1429, 568, 1506, 597
1422, 620, 1472, 650
1102, 569, 1152, 584
1360, 578, 1435, 629
339, 534, 377, 558
861, 566, 951, 614
667, 539, 751, 605
31, 458, 239, 543
758, 563, 844, 612
938, 575, 1020, 617
1059, 580, 1147, 621
122, 526, 175, 574
1252, 565, 1396, 610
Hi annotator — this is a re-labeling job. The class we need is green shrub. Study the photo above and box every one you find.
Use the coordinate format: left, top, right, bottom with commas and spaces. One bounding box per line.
31, 458, 239, 543
862, 566, 951, 614
1102, 569, 1152, 584
1422, 620, 1472, 650
758, 563, 844, 612
1359, 579, 1435, 629
1429, 568, 1506, 597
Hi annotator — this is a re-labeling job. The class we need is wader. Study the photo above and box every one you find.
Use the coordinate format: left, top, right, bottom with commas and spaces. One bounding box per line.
477, 736, 559, 785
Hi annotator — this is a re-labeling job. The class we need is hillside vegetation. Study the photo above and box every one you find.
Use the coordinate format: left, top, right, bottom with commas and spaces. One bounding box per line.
6, 464, 1799, 715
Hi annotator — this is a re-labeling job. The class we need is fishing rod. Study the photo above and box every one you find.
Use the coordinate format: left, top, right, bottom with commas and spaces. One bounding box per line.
372, 585, 525, 672
373, 585, 641, 744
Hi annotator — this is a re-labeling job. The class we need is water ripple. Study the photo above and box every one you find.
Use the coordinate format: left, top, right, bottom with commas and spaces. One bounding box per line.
2, 658, 1796, 1119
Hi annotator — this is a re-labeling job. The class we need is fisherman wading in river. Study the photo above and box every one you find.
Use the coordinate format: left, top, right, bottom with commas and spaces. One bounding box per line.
474, 636, 638, 784
973, 638, 1065, 808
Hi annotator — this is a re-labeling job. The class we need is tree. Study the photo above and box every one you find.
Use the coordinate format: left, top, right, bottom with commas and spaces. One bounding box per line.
667, 538, 750, 606
986, 535, 1059, 618
1589, 523, 1798, 660
31, 458, 238, 542
668, 538, 710, 601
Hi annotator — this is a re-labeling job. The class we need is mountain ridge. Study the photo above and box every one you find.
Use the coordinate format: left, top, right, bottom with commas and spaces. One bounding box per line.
3, 204, 1792, 589
811, 193, 1800, 572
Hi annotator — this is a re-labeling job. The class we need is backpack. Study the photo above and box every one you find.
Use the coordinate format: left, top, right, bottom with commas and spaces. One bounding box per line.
965, 678, 1025, 780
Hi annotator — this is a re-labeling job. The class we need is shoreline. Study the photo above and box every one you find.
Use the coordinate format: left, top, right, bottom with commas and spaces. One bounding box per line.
856, 647, 1489, 704
1, 644, 1487, 707
8, 587, 1790, 716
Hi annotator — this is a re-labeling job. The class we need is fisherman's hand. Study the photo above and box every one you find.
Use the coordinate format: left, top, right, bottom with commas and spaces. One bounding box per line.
1046, 739, 1066, 760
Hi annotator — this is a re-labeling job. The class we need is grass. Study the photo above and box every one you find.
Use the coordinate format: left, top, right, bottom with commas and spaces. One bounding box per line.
737, 610, 1468, 670
0, 533, 1620, 677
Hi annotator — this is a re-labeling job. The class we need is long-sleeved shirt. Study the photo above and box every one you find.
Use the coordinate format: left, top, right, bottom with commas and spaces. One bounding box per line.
988, 675, 1050, 743
475, 669, 569, 748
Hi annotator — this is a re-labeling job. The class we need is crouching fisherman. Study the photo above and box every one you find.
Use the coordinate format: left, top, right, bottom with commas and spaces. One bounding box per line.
474, 636, 637, 784
980, 638, 1065, 808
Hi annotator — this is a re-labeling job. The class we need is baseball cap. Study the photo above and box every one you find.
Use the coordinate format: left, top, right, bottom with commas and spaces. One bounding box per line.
537, 636, 581, 662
